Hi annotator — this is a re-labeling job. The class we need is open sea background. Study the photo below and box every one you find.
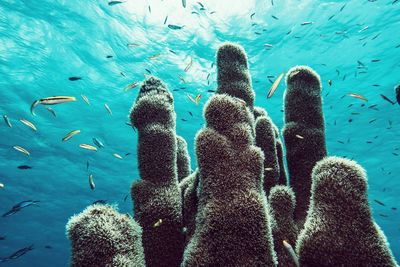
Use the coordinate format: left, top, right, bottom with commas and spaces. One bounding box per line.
0, 0, 399, 265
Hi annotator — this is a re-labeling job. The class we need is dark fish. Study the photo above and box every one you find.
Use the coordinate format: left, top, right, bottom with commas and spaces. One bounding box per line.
336, 69, 340, 76
286, 30, 292, 35
0, 236, 5, 240
68, 76, 81, 81
191, 11, 200, 15
92, 200, 107, 205
86, 160, 89, 171
2, 208, 21, 217
44, 245, 52, 249
8, 244, 34, 260
169, 49, 176, 54
380, 94, 396, 105
92, 137, 104, 148
371, 59, 380, 62
182, 0, 186, 8
393, 153, 399, 156
164, 16, 168, 25
374, 199, 385, 206
148, 5, 151, 13
181, 119, 188, 122
197, 2, 204, 8
145, 69, 151, 74
210, 11, 216, 14
168, 24, 184, 30
125, 153, 131, 156
340, 3, 346, 11
3, 115, 12, 127
395, 84, 400, 105
328, 80, 332, 86
106, 55, 113, 58
392, 207, 397, 210
372, 33, 380, 40
12, 200, 40, 210
250, 12, 255, 19
369, 119, 377, 124
368, 104, 378, 109
271, 0, 274, 5
379, 213, 388, 218
328, 14, 335, 20
271, 15, 279, 20
338, 141, 345, 144
108, 1, 124, 6
124, 194, 129, 202
207, 90, 216, 93
188, 111, 193, 117
18, 165, 32, 169
46, 107, 57, 117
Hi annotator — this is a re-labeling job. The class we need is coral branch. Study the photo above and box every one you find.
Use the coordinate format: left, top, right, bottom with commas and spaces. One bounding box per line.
296, 157, 398, 266
282, 66, 327, 227
130, 77, 184, 267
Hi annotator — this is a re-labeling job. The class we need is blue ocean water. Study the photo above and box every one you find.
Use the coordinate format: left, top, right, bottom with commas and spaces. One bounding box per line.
0, 0, 399, 265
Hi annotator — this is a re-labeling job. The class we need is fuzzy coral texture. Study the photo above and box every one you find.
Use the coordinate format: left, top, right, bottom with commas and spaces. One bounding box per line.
296, 157, 398, 267
66, 204, 145, 267
282, 66, 327, 227
66, 43, 398, 267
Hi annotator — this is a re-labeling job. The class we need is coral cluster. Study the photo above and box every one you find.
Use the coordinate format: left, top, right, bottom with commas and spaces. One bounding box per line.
66, 43, 398, 267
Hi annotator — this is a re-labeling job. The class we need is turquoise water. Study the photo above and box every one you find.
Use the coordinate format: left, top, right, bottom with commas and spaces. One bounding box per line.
0, 0, 399, 265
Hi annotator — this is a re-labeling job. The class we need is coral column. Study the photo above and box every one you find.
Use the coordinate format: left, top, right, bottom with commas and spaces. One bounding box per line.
130, 77, 184, 267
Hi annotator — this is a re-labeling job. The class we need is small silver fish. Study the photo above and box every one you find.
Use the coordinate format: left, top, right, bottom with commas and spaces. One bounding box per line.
31, 96, 76, 115
104, 104, 112, 115
89, 174, 95, 190
81, 95, 90, 105
113, 153, 123, 159
283, 240, 300, 267
62, 130, 81, 142
0, 182, 4, 189
13, 146, 30, 156
3, 115, 12, 127
184, 57, 193, 72
267, 72, 285, 98
358, 25, 369, 33
19, 119, 37, 131
153, 218, 163, 228
79, 144, 98, 151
